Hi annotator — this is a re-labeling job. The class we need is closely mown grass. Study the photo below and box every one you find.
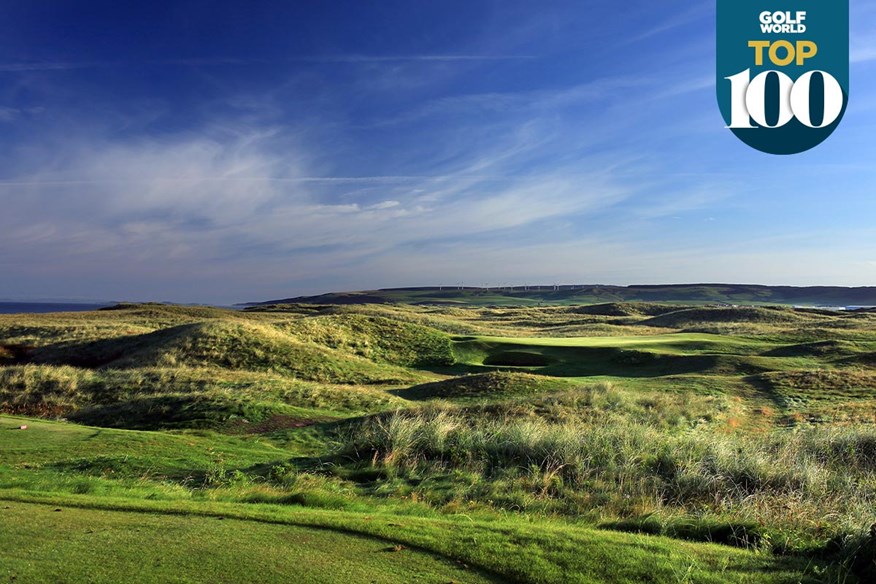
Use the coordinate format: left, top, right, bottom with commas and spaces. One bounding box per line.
0, 495, 825, 584
444, 332, 834, 381
0, 501, 499, 584
0, 415, 286, 477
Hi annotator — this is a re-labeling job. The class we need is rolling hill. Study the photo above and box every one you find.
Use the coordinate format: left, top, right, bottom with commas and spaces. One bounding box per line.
248, 283, 876, 307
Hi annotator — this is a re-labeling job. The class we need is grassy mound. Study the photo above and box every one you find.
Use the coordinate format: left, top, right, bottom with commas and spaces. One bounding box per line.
67, 394, 285, 430
643, 306, 808, 329
842, 352, 876, 367
755, 369, 876, 404
763, 340, 862, 358
32, 321, 417, 384
247, 302, 481, 336
402, 371, 572, 400
458, 383, 729, 430
0, 365, 406, 428
0, 303, 247, 350
97, 302, 233, 319
283, 314, 455, 367
569, 303, 676, 317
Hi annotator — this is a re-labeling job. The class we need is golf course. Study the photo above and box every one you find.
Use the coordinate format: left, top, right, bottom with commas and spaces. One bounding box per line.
2, 298, 876, 582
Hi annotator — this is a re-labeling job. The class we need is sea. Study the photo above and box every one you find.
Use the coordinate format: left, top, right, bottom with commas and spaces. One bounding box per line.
0, 302, 112, 314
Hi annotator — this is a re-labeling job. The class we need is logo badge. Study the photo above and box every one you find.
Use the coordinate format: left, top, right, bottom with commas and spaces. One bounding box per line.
717, 1, 849, 155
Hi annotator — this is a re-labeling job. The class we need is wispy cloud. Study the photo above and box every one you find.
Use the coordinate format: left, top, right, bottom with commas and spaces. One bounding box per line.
0, 61, 110, 72
0, 174, 582, 187
0, 123, 635, 294
0, 106, 21, 121
0, 54, 536, 74
286, 55, 537, 63
851, 45, 876, 64
624, 5, 711, 44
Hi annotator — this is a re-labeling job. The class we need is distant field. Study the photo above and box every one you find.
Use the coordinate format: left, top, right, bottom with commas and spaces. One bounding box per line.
3, 300, 876, 582
250, 284, 876, 307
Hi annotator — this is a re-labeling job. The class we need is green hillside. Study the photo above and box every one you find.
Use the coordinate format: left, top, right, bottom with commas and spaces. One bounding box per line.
251, 284, 876, 307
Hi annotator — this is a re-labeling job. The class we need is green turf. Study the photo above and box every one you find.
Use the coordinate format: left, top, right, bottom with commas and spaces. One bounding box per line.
0, 501, 499, 584
0, 496, 819, 584
449, 334, 804, 378
0, 415, 287, 482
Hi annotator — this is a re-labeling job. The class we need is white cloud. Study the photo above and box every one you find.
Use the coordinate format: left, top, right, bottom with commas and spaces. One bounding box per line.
0, 106, 20, 121
0, 123, 643, 301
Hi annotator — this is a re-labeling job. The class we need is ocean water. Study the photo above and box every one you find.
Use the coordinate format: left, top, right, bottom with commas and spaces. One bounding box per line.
0, 303, 111, 314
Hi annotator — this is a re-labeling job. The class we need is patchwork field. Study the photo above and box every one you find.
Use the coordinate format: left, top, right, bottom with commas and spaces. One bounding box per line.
2, 301, 876, 582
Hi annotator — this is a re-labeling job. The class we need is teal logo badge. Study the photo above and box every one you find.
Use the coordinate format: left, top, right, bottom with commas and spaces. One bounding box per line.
717, 1, 849, 155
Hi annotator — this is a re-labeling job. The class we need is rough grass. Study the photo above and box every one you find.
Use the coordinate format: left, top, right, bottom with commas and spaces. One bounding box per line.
0, 365, 405, 428
568, 302, 679, 317
280, 313, 455, 367
0, 415, 826, 583
402, 371, 574, 400
463, 383, 730, 429
753, 369, 876, 419
31, 321, 420, 384
762, 340, 863, 358
642, 306, 813, 329
341, 406, 876, 553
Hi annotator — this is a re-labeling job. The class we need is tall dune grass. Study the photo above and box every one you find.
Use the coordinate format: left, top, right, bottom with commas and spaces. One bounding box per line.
343, 403, 876, 549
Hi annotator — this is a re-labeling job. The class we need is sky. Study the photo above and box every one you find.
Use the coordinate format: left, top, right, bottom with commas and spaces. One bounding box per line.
1, 0, 875, 304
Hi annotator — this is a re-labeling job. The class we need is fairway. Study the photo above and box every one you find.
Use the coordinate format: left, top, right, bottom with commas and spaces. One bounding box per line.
0, 494, 819, 584
449, 331, 801, 378
470, 333, 766, 351
0, 415, 286, 475
0, 501, 499, 584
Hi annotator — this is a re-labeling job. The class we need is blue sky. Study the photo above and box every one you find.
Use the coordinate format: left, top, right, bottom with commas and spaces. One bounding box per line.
1, 1, 875, 304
